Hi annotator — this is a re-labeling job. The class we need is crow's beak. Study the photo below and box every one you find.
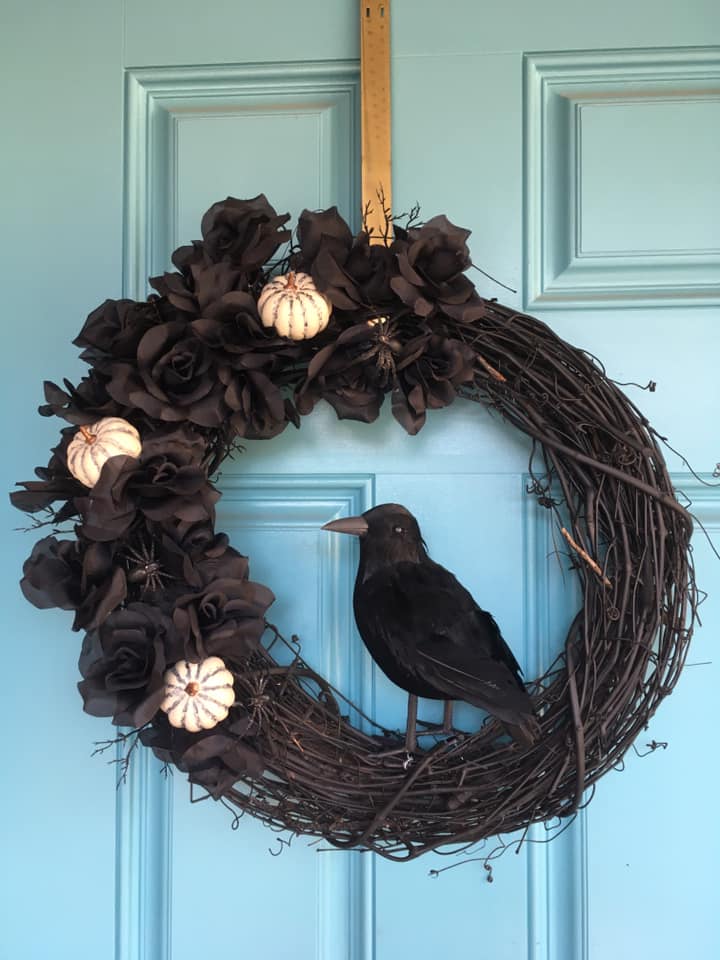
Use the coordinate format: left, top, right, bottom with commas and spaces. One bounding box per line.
321, 515, 369, 537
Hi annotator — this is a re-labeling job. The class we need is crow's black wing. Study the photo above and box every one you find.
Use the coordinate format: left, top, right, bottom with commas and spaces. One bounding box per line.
353, 567, 448, 697
383, 560, 535, 722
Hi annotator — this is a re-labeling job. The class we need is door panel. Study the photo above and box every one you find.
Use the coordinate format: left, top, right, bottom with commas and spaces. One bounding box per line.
3, 2, 719, 958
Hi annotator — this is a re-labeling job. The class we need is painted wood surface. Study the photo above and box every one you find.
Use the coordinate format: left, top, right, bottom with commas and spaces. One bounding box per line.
2, 1, 719, 958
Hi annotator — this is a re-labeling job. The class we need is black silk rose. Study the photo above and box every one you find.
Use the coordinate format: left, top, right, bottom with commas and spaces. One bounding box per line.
10, 429, 86, 522
190, 295, 300, 439
19, 536, 83, 612
296, 320, 399, 423
150, 255, 245, 318
192, 291, 300, 364
40, 370, 124, 425
173, 575, 274, 662
160, 518, 231, 570
201, 194, 291, 268
20, 536, 127, 632
150, 196, 292, 311
140, 715, 264, 797
78, 603, 180, 728
295, 207, 399, 313
392, 334, 476, 435
296, 318, 473, 434
107, 320, 233, 427
77, 425, 218, 542
74, 297, 170, 368
392, 215, 480, 319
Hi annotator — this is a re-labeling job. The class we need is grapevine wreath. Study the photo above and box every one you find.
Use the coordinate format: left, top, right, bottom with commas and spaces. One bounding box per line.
12, 196, 698, 862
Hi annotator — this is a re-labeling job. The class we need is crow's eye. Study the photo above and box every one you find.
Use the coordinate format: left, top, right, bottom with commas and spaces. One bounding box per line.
393, 525, 404, 534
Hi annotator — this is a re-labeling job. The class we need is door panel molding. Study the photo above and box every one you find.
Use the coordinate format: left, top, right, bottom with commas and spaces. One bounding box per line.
525, 48, 720, 309
116, 744, 173, 960
523, 478, 588, 960
124, 61, 360, 299
116, 474, 375, 960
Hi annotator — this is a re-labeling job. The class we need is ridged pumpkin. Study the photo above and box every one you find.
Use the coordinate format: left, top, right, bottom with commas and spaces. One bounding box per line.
66, 417, 142, 488
257, 271, 332, 340
160, 657, 235, 732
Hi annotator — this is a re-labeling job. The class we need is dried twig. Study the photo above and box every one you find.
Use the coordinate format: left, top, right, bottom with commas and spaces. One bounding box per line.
560, 526, 612, 588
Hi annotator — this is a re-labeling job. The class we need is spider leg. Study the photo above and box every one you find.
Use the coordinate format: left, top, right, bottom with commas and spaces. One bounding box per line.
121, 545, 145, 565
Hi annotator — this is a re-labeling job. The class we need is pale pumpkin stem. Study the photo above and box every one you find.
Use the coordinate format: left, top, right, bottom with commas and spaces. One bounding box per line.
79, 425, 96, 444
185, 681, 200, 697
286, 271, 297, 290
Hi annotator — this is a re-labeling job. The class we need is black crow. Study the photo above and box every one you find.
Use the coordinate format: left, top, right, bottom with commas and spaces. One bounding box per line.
323, 503, 539, 750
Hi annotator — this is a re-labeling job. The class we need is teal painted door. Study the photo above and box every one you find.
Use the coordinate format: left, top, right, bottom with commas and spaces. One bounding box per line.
3, 2, 719, 958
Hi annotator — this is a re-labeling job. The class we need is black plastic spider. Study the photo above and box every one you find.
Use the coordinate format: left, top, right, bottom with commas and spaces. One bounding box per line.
354, 316, 403, 387
121, 540, 173, 595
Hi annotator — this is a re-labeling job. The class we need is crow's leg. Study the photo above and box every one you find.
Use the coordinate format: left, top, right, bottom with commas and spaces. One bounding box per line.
415, 701, 455, 735
405, 694, 418, 752
442, 700, 454, 733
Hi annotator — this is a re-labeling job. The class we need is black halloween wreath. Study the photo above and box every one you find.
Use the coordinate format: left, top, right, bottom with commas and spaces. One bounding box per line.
12, 196, 697, 861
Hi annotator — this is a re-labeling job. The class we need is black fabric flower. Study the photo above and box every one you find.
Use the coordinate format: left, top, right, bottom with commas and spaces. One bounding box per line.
159, 518, 231, 569
224, 369, 291, 440
10, 429, 86, 522
78, 603, 180, 727
296, 320, 401, 423
75, 541, 128, 630
342, 232, 400, 308
140, 715, 264, 797
77, 425, 218, 542
150, 255, 245, 318
20, 536, 127, 631
200, 195, 291, 268
391, 215, 478, 318
107, 320, 232, 427
392, 334, 476, 434
74, 297, 170, 369
150, 196, 291, 312
129, 528, 251, 609
173, 575, 274, 663
20, 536, 83, 611
190, 295, 300, 439
39, 370, 123, 425
295, 207, 399, 314
192, 291, 300, 364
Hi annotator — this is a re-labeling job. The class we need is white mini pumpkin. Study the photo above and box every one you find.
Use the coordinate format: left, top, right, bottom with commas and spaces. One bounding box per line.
161, 657, 235, 732
257, 271, 332, 340
66, 416, 142, 488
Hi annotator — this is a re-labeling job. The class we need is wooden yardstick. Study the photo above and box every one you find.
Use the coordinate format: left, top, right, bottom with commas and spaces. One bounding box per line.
361, 1, 392, 243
